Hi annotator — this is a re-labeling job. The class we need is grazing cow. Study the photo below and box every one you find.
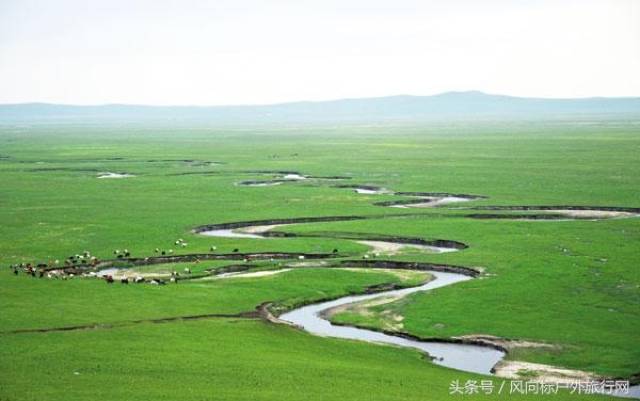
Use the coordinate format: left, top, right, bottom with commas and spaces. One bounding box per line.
298, 255, 305, 260
332, 248, 339, 254
134, 276, 145, 284
121, 277, 129, 284
105, 275, 114, 284
13, 268, 18, 276
124, 252, 130, 257
161, 251, 166, 255
233, 248, 239, 253
184, 268, 191, 274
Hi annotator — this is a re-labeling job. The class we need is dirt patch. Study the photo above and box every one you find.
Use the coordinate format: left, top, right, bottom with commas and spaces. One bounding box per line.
548, 209, 637, 219
236, 224, 285, 234
374, 192, 487, 208
394, 196, 474, 208
470, 205, 640, 214
454, 334, 558, 351
493, 360, 599, 383
204, 268, 292, 280
96, 269, 171, 280
466, 208, 639, 220
357, 240, 456, 255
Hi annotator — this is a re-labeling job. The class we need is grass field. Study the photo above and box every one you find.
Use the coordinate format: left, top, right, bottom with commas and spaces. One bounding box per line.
1, 120, 638, 400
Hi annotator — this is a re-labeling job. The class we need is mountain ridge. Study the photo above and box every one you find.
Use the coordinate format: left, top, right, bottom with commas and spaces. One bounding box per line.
2, 91, 639, 123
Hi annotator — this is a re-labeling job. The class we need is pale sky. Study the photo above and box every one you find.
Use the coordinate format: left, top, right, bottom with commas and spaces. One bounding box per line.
0, 0, 638, 105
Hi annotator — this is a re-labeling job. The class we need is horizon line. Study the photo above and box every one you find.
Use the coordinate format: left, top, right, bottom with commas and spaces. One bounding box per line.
2, 90, 640, 109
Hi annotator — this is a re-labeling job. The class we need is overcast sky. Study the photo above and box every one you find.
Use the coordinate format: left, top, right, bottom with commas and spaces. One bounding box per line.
0, 0, 638, 105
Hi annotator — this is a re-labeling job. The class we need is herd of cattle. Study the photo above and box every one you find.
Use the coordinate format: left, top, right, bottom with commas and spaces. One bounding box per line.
9, 257, 193, 286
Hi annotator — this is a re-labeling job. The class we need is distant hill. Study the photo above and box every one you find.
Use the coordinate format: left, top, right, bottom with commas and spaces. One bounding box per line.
1, 91, 639, 124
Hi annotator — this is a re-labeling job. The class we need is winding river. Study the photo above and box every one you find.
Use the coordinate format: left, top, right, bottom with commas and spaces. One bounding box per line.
280, 270, 505, 375
199, 222, 505, 374
188, 179, 640, 398
279, 270, 639, 398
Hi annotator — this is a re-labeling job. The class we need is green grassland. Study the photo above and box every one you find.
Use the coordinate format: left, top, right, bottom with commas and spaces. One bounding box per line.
0, 121, 638, 400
